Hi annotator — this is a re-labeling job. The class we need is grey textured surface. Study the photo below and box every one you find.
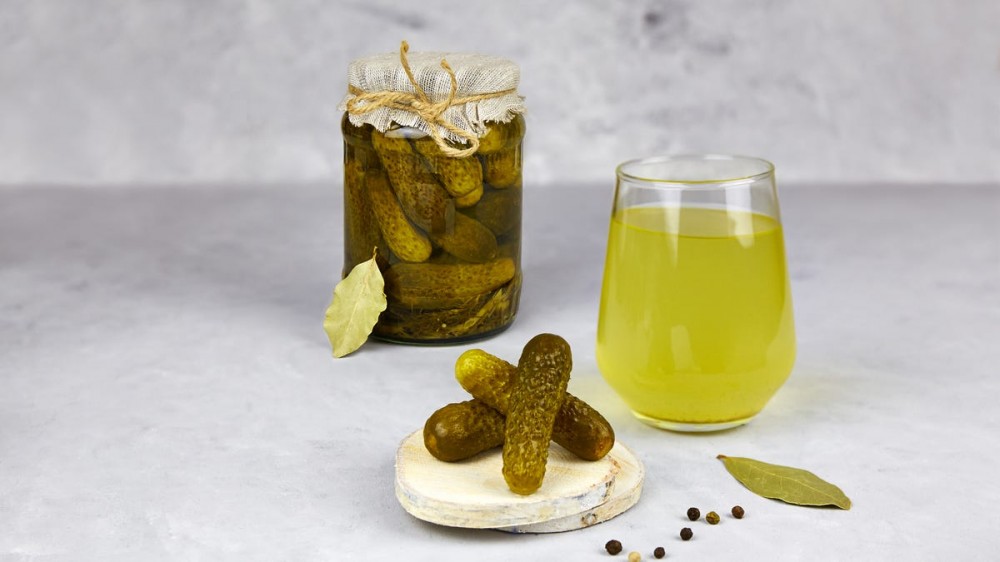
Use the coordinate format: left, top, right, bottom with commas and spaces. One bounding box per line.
1, 184, 999, 560
2, 0, 999, 186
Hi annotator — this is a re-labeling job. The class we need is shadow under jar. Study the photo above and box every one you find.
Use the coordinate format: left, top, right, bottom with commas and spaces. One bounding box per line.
340, 46, 525, 344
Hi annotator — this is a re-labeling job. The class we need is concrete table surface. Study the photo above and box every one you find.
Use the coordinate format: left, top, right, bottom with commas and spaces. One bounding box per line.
1, 184, 998, 560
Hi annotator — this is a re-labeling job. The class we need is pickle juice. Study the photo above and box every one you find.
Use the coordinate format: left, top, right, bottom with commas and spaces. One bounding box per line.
596, 205, 796, 426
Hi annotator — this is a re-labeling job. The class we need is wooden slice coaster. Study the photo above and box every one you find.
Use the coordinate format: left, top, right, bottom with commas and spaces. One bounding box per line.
395, 430, 644, 531
496, 441, 644, 533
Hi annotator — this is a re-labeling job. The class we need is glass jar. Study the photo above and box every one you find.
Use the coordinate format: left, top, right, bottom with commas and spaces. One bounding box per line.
340, 47, 525, 343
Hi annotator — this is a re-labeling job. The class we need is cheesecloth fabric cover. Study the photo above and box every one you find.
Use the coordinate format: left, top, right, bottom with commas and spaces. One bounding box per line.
339, 50, 525, 144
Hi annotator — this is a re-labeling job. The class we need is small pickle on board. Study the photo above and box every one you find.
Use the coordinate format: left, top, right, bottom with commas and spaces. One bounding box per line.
455, 349, 615, 461
366, 171, 432, 263
502, 334, 573, 495
423, 399, 505, 462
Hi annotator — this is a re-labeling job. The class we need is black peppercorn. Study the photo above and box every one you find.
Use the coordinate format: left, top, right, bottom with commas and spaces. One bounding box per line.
653, 546, 666, 558
706, 511, 720, 525
732, 505, 745, 519
686, 507, 700, 521
606, 539, 623, 555
680, 527, 693, 541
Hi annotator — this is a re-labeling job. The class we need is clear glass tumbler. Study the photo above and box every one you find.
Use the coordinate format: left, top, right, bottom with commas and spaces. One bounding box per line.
596, 155, 796, 432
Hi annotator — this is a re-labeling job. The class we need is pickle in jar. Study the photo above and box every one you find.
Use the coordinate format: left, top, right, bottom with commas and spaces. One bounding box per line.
384, 258, 515, 308
477, 115, 525, 155
483, 148, 521, 189
367, 170, 432, 263
431, 213, 498, 264
413, 137, 483, 199
380, 273, 518, 340
371, 132, 455, 233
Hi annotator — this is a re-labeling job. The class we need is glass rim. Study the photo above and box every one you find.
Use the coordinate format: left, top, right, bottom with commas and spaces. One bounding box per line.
616, 154, 775, 187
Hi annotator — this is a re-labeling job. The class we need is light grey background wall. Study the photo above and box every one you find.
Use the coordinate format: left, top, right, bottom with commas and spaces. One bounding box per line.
1, 0, 998, 187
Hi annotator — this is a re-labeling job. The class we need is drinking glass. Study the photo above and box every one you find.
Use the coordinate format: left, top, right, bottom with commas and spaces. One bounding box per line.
596, 155, 796, 432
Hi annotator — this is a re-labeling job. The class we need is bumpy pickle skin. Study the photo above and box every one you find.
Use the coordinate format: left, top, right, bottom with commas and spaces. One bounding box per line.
453, 183, 483, 208
371, 132, 454, 233
366, 171, 432, 263
384, 258, 515, 308
502, 334, 573, 495
455, 348, 615, 461
412, 137, 483, 198
423, 399, 505, 462
476, 115, 525, 155
483, 148, 520, 189
431, 213, 498, 264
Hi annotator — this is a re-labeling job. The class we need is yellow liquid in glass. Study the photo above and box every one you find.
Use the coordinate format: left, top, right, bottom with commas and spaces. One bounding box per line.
596, 205, 796, 426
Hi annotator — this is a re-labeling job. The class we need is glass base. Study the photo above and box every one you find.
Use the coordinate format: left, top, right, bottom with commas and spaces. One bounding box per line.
371, 321, 513, 346
631, 410, 758, 433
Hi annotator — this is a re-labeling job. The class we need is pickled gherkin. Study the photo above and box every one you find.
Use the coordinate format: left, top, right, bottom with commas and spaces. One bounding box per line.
477, 115, 525, 155
384, 258, 515, 309
431, 213, 498, 264
423, 399, 505, 462
453, 183, 483, 208
483, 148, 520, 189
371, 133, 454, 233
455, 349, 615, 461
413, 137, 483, 198
502, 333, 573, 495
366, 171, 433, 263
342, 113, 523, 343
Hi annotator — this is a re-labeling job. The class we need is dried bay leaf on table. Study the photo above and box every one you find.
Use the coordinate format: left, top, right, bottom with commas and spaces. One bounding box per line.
324, 251, 387, 358
717, 454, 852, 510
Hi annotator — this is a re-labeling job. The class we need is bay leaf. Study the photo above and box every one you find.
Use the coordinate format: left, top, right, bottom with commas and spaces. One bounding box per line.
323, 250, 387, 358
717, 454, 851, 510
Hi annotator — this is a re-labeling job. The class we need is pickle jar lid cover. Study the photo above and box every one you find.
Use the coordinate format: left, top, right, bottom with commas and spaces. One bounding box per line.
339, 42, 525, 153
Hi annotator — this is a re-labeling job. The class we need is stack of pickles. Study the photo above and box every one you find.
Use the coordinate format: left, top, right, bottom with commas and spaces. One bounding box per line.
342, 114, 525, 342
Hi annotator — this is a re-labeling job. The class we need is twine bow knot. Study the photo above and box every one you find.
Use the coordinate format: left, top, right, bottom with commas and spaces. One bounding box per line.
344, 41, 516, 158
